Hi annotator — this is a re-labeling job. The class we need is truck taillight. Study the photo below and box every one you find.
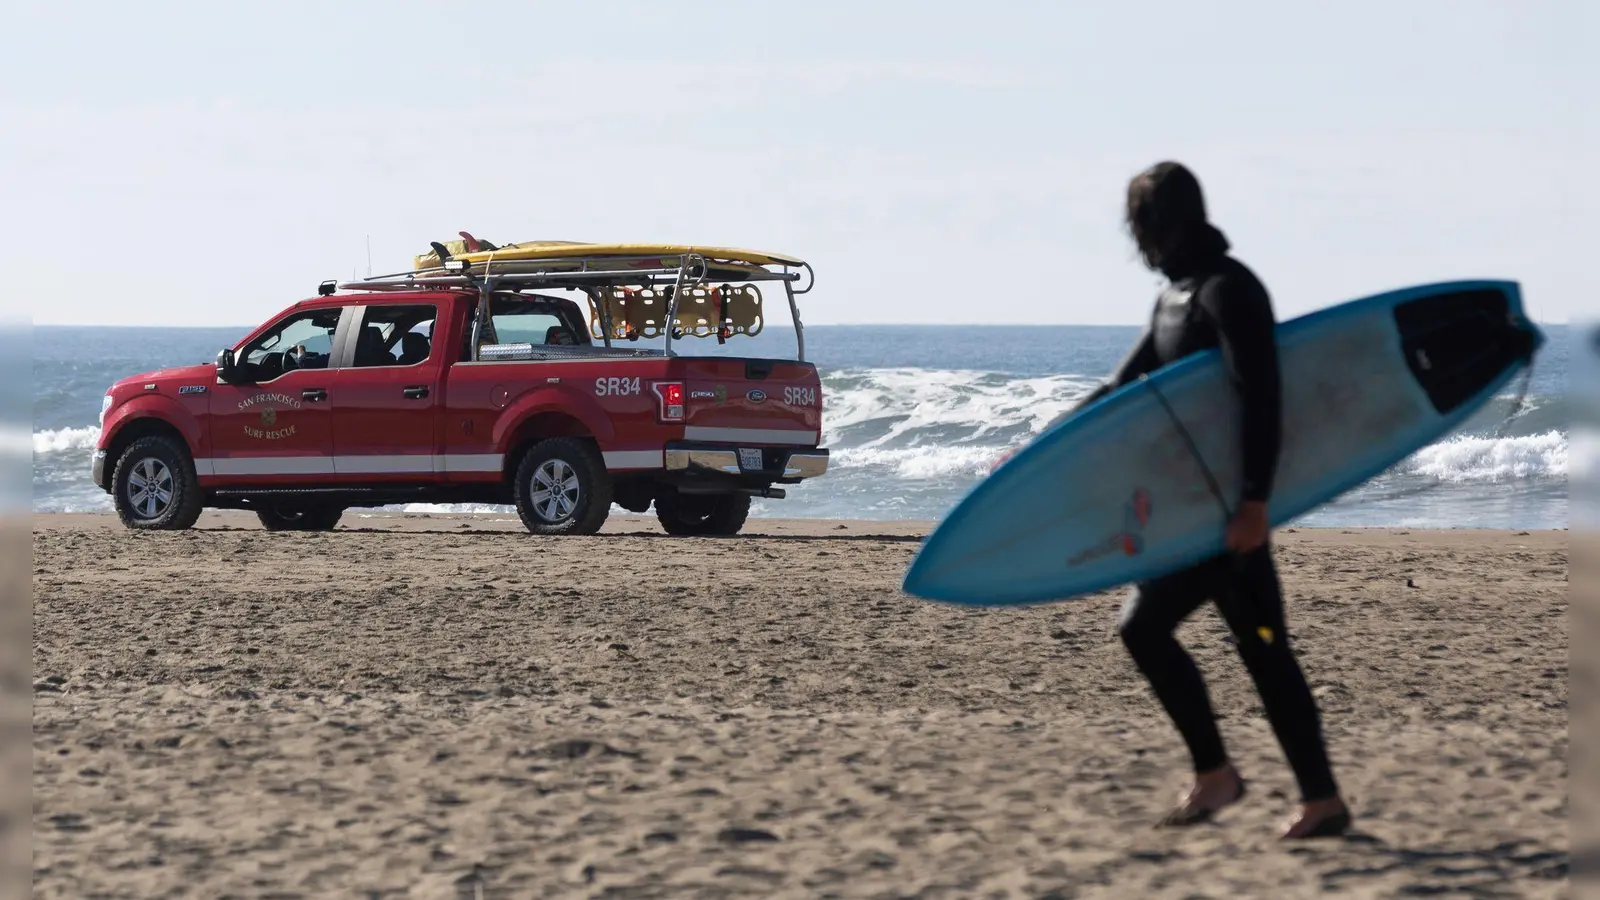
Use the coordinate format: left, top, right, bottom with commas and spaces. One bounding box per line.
653, 382, 685, 422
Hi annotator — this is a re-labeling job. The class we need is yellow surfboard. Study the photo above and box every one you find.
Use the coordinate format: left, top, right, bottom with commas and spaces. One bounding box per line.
415, 239, 806, 271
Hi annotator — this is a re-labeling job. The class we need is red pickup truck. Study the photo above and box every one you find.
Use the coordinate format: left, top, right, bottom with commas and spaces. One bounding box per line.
92, 242, 830, 535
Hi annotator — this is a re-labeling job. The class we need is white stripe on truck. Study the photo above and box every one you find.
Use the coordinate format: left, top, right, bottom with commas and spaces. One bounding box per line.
192, 451, 661, 476
203, 456, 334, 476
441, 454, 504, 473
335, 455, 437, 474
682, 426, 817, 445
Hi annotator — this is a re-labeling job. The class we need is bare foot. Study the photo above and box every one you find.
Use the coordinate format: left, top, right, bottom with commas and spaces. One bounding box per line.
1281, 797, 1352, 839
1157, 764, 1246, 827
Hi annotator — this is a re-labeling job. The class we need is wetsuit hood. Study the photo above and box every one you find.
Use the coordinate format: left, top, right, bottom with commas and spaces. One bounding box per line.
1156, 223, 1232, 282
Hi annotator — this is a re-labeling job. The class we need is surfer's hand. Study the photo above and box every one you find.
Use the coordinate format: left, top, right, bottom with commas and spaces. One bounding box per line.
1226, 501, 1269, 553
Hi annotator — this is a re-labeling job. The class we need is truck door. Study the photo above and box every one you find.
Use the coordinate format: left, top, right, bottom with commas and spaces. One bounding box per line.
327, 301, 445, 478
206, 305, 345, 482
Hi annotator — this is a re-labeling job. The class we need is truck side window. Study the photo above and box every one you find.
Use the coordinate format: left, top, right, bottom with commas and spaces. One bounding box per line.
491, 307, 575, 346
238, 309, 341, 382
352, 304, 438, 368
460, 293, 588, 359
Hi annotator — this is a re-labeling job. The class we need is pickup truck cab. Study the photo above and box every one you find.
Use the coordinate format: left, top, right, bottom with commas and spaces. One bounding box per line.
93, 240, 829, 535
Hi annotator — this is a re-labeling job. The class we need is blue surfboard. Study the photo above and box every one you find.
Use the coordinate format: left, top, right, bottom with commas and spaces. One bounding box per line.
901, 280, 1544, 606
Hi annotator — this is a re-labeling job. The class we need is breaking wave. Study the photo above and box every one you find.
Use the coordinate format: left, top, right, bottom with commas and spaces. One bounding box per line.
33, 425, 100, 455
1402, 431, 1566, 484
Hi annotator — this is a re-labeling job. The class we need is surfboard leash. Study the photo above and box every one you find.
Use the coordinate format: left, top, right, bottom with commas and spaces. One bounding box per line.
1137, 374, 1266, 638
1493, 363, 1536, 441
1136, 374, 1234, 522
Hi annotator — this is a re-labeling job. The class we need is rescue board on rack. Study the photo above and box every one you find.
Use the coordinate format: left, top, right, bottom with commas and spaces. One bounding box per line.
900, 280, 1544, 607
414, 239, 805, 276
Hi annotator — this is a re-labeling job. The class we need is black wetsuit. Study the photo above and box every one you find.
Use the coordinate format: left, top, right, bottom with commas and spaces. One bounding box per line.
1079, 247, 1339, 804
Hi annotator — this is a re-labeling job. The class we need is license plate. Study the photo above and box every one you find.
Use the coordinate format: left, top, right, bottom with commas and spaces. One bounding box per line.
738, 448, 764, 471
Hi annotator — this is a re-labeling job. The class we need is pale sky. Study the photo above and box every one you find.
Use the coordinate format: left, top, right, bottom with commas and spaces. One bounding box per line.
4, 0, 1593, 327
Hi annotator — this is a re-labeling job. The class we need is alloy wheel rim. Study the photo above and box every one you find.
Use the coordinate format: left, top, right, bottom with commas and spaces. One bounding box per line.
126, 457, 174, 520
531, 458, 581, 522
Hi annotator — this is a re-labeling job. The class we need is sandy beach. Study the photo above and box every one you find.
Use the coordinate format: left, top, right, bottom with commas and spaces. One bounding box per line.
32, 513, 1568, 898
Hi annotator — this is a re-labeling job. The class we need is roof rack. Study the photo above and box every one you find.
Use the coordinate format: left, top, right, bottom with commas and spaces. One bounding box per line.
332, 251, 816, 361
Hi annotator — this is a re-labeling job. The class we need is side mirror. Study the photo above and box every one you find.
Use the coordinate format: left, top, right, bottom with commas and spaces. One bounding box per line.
216, 348, 238, 382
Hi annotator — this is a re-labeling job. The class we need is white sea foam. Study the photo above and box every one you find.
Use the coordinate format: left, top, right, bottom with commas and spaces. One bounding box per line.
819, 368, 1098, 449
830, 445, 1004, 479
33, 425, 100, 454
1402, 431, 1566, 483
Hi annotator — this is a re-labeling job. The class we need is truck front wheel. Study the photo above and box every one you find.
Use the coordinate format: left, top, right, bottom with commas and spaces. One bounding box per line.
513, 437, 613, 535
655, 491, 751, 536
110, 435, 204, 531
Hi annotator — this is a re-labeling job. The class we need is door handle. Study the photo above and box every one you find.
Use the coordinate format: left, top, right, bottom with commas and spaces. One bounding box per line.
302, 388, 327, 402
403, 385, 430, 399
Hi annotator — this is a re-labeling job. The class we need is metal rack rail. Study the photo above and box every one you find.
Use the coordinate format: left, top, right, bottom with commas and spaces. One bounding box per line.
329, 250, 816, 361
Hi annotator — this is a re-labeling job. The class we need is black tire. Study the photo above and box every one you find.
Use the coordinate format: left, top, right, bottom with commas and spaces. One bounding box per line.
255, 504, 345, 532
513, 437, 613, 535
655, 491, 751, 536
110, 435, 204, 531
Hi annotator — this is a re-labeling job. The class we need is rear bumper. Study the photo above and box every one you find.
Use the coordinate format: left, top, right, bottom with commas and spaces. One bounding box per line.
663, 442, 829, 480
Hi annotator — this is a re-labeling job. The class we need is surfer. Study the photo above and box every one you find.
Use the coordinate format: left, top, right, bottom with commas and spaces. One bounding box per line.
1068, 161, 1351, 838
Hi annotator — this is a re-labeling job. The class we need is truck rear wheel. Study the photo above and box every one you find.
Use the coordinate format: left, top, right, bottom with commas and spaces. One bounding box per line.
513, 437, 613, 535
655, 492, 751, 536
256, 504, 345, 532
111, 435, 204, 531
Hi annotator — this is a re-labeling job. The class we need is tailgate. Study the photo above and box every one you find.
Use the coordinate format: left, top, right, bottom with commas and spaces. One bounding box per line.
671, 357, 822, 446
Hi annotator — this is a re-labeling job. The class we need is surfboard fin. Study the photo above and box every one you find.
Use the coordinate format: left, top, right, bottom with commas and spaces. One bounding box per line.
458, 231, 501, 253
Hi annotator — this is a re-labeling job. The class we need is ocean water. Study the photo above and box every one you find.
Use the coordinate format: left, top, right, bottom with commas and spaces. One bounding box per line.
34, 323, 1569, 529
